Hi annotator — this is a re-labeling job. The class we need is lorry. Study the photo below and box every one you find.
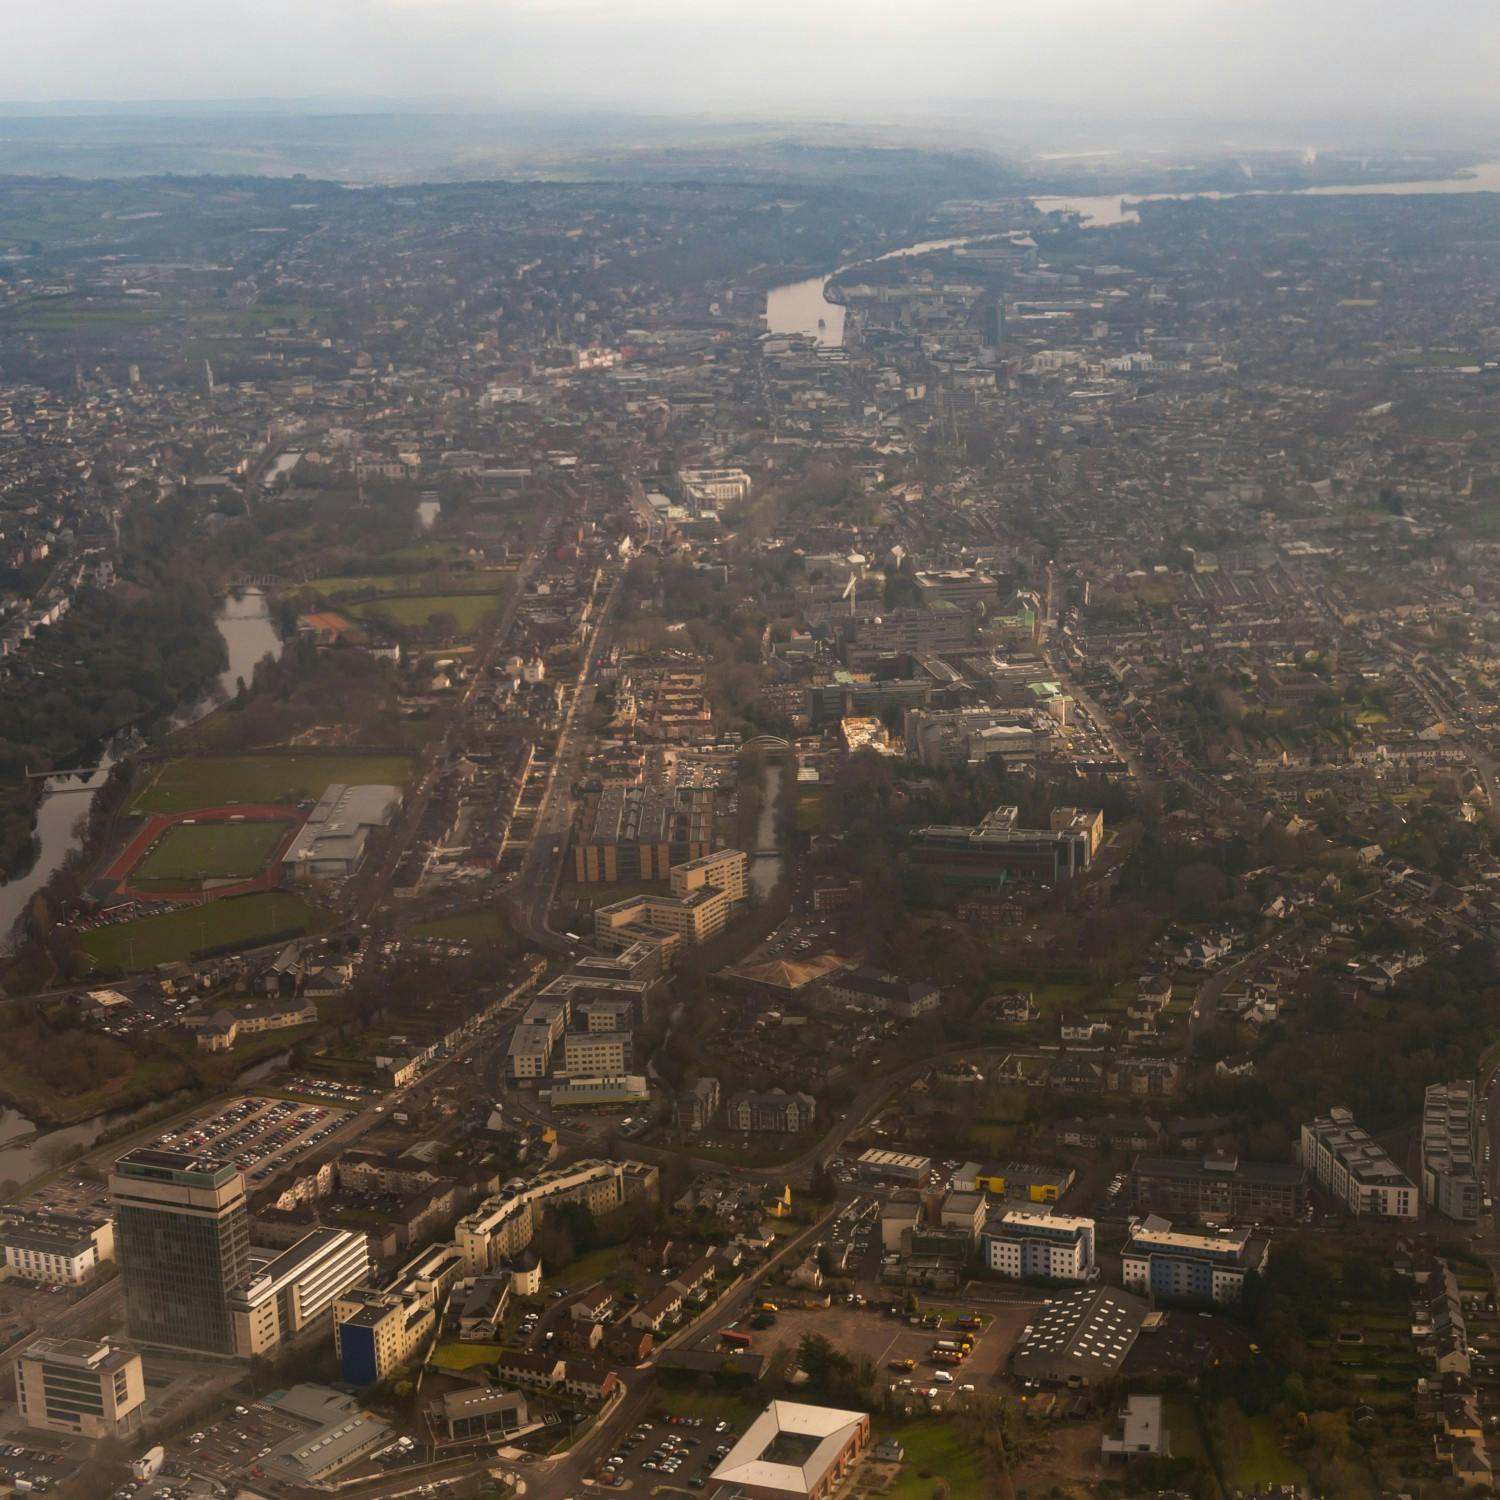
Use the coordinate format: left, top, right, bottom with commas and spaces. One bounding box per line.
132, 1447, 165, 1483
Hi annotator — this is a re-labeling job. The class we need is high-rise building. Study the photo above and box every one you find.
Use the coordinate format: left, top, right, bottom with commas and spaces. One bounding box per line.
110, 1148, 251, 1355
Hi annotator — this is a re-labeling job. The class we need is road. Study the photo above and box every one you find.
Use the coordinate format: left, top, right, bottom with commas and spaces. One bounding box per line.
508, 571, 623, 951
353, 507, 555, 927
1189, 934, 1289, 1039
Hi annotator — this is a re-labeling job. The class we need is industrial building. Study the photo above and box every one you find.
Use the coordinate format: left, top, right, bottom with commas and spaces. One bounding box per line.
856, 1149, 932, 1186
288, 783, 402, 880
1010, 1285, 1148, 1388
258, 1384, 392, 1487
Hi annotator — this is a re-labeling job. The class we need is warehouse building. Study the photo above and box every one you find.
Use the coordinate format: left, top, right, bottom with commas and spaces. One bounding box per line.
1011, 1286, 1148, 1388
288, 784, 402, 880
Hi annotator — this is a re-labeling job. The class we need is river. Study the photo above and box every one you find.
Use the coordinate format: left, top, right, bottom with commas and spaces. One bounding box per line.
749, 761, 786, 900
0, 589, 284, 947
1035, 160, 1500, 227
0, 1048, 292, 1189
765, 234, 1006, 347
767, 168, 1500, 335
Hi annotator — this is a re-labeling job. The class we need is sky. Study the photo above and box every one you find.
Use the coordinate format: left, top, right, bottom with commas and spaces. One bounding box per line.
5, 0, 1499, 137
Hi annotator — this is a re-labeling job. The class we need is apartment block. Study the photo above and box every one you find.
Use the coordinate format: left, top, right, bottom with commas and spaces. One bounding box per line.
724, 1089, 816, 1133
456, 1159, 660, 1275
561, 1030, 633, 1078
1300, 1107, 1418, 1218
1120, 1216, 1268, 1306
594, 849, 747, 953
1422, 1081, 1484, 1222
983, 1210, 1096, 1282
1130, 1154, 1307, 1224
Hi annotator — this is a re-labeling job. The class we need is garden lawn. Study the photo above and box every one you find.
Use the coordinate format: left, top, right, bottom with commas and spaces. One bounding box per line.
133, 819, 290, 884
1224, 1416, 1305, 1489
132, 754, 413, 813
430, 1342, 504, 1373
880, 1420, 985, 1500
81, 892, 333, 971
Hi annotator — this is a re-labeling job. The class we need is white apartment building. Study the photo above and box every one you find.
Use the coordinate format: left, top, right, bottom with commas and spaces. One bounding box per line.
982, 1210, 1096, 1282
1300, 1107, 1418, 1218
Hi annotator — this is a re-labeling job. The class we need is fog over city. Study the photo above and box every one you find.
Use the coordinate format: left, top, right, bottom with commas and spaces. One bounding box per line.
4, 0, 1499, 145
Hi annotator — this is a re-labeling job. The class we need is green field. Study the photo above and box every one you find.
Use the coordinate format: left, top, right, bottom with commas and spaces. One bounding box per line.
1224, 1416, 1305, 1489
410, 907, 513, 944
132, 754, 413, 814
81, 892, 334, 971
880, 1420, 985, 1500
430, 1341, 504, 1372
133, 819, 291, 885
349, 590, 508, 632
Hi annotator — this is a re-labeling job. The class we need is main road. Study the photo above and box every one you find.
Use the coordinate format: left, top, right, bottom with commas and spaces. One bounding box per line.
507, 571, 623, 952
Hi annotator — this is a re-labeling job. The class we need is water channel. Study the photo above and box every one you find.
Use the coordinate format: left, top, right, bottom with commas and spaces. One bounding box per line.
748, 761, 786, 901
0, 589, 284, 946
0, 1049, 293, 1189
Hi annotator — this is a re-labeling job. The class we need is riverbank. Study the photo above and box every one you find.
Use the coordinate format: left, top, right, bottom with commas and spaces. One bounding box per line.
0, 589, 284, 960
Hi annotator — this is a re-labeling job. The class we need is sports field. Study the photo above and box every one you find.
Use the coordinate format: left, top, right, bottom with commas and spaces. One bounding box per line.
81, 892, 334, 971
132, 754, 413, 814
132, 819, 292, 885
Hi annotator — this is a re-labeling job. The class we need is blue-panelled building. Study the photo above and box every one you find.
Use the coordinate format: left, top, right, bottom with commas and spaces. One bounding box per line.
1120, 1215, 1267, 1306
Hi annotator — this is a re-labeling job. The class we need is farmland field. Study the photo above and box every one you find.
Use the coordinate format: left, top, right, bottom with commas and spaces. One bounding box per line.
81, 892, 334, 971
132, 820, 291, 885
132, 754, 413, 814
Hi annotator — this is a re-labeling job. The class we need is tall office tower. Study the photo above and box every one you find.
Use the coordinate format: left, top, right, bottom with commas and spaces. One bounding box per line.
109, 1149, 251, 1355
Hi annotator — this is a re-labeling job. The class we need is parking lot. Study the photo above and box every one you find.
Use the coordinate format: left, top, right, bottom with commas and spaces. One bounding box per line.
592, 1413, 744, 1492
143, 1094, 352, 1182
177, 1398, 308, 1484
0, 1441, 75, 1494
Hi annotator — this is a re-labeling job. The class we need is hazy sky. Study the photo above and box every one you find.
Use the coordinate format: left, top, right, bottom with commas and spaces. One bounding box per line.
5, 0, 1498, 129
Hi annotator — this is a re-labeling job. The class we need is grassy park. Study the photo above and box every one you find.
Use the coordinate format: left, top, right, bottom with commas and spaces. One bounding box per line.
132, 753, 413, 814
81, 892, 333, 971
348, 590, 508, 632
